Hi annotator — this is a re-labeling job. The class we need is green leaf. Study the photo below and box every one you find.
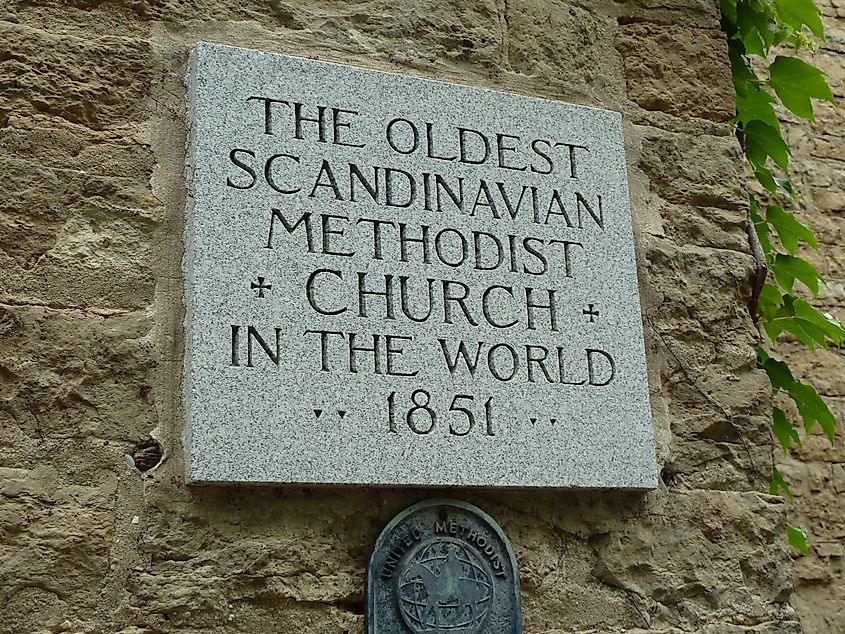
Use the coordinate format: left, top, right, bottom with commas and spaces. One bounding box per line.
793, 299, 845, 345
760, 350, 840, 443
774, 0, 825, 40
789, 381, 837, 441
758, 282, 784, 324
728, 38, 758, 83
768, 56, 835, 121
759, 353, 796, 391
774, 177, 795, 198
735, 80, 780, 129
773, 406, 802, 453
737, 1, 773, 55
787, 525, 810, 554
721, 0, 738, 25
772, 315, 818, 348
766, 205, 818, 254
762, 321, 781, 345
755, 166, 779, 194
744, 120, 791, 172
772, 254, 821, 295
750, 196, 774, 256
766, 296, 843, 349
770, 466, 793, 497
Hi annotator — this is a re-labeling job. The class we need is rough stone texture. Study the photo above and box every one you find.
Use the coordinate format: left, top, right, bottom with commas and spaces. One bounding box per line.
0, 1, 799, 632
616, 23, 735, 123
768, 1, 845, 631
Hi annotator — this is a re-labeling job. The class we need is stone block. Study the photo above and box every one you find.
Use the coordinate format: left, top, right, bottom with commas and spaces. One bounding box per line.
617, 24, 735, 122
0, 22, 151, 130
639, 129, 745, 209
183, 42, 657, 488
0, 305, 156, 443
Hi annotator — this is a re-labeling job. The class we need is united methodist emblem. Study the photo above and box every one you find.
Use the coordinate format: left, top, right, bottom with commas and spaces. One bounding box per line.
367, 499, 521, 633
397, 538, 494, 633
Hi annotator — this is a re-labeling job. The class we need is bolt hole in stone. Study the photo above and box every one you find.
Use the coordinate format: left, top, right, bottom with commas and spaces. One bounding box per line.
660, 468, 677, 488
130, 440, 163, 472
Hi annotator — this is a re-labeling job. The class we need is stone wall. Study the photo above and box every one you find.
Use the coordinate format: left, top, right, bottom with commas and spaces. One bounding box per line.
0, 1, 799, 632
772, 0, 845, 631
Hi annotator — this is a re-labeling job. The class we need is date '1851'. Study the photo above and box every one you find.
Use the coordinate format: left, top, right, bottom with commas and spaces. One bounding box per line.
387, 390, 495, 436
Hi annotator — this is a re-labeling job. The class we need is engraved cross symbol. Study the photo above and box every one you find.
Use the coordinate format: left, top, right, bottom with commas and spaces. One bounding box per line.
583, 304, 599, 322
251, 276, 272, 298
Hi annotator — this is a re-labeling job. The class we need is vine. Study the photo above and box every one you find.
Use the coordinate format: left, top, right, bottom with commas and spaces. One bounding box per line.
720, 0, 840, 552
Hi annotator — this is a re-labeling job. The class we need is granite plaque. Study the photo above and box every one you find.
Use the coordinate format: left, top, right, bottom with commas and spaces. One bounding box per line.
367, 499, 521, 634
183, 42, 657, 487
